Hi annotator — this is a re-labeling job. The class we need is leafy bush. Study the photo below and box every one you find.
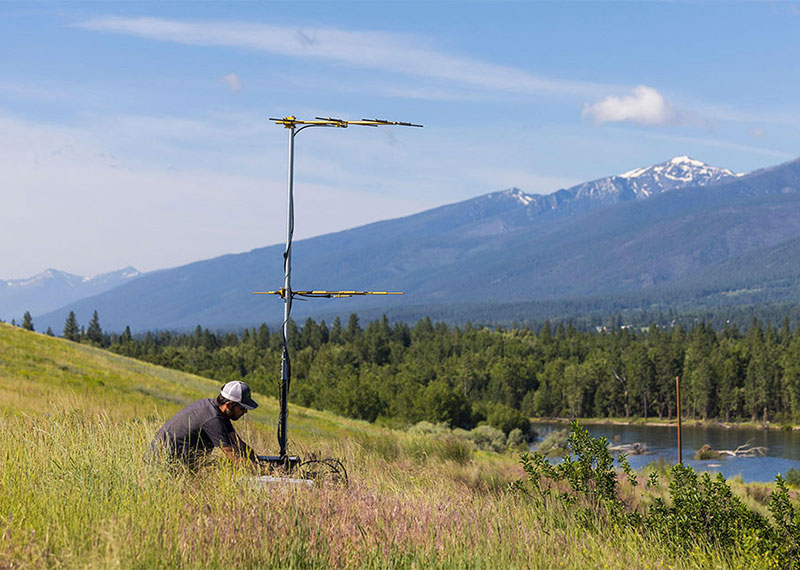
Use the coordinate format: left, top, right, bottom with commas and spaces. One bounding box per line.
486, 403, 533, 439
466, 425, 507, 453
420, 380, 473, 428
536, 428, 569, 457
785, 467, 800, 487
506, 428, 527, 451
647, 465, 772, 550
516, 422, 800, 568
404, 422, 474, 464
769, 475, 800, 562
407, 421, 451, 436
693, 444, 721, 460
519, 422, 636, 525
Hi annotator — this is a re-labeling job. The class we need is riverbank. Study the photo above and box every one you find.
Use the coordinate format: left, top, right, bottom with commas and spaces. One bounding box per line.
530, 416, 799, 431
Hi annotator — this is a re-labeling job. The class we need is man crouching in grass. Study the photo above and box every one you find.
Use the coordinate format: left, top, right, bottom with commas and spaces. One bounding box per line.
149, 381, 259, 469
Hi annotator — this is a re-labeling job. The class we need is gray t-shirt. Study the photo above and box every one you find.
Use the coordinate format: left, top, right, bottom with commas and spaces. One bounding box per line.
150, 398, 235, 464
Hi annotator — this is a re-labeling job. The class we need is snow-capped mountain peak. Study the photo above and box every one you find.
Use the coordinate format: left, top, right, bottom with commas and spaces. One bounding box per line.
619, 156, 735, 181
473, 156, 742, 234
611, 156, 737, 198
1, 266, 142, 320
669, 155, 705, 167
505, 188, 534, 206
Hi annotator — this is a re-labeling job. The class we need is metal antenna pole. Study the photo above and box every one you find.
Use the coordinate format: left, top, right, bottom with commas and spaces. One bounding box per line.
278, 125, 296, 459
259, 116, 422, 464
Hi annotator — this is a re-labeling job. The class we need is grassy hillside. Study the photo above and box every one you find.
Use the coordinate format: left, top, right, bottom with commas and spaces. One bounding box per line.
0, 323, 780, 568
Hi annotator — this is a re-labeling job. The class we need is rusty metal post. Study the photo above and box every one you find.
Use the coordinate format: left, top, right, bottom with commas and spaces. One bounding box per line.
676, 375, 682, 465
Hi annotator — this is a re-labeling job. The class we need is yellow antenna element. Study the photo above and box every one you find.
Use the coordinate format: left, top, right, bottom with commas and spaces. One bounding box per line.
269, 116, 423, 129
255, 289, 404, 299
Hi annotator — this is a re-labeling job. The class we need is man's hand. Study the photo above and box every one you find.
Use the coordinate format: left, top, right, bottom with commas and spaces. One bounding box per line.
220, 433, 258, 467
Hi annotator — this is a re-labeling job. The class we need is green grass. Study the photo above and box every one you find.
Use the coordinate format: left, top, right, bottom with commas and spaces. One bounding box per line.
0, 323, 785, 568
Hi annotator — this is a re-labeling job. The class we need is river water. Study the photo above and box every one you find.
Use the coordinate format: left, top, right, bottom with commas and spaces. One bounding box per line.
531, 421, 800, 483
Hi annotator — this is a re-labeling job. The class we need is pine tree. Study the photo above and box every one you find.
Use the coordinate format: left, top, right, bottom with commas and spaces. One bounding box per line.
63, 311, 79, 341
330, 317, 343, 344
22, 311, 34, 331
46, 327, 54, 337
87, 310, 103, 346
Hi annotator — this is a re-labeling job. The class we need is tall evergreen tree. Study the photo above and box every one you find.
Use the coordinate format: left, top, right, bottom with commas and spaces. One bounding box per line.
22, 311, 34, 331
63, 311, 79, 341
87, 310, 103, 346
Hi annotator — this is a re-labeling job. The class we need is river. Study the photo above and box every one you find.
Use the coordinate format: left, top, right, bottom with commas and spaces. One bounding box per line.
531, 421, 800, 483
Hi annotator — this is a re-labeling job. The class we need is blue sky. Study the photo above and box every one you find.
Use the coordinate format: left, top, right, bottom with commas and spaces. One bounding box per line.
2, 1, 800, 279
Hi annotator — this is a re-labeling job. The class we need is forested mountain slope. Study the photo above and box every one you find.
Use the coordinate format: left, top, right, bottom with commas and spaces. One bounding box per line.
34, 156, 800, 332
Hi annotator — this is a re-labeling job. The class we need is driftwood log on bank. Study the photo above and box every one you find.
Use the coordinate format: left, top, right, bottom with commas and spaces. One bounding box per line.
695, 442, 767, 460
718, 442, 768, 457
608, 442, 649, 455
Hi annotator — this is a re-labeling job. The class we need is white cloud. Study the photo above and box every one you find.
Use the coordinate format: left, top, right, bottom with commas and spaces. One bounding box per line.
222, 72, 242, 93
583, 86, 678, 126
748, 127, 767, 138
76, 17, 610, 98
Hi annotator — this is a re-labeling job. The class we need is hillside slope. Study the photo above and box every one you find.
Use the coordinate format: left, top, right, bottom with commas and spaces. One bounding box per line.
0, 323, 785, 569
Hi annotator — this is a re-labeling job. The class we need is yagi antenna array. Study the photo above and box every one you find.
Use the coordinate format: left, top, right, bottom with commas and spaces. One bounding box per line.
256, 115, 422, 460
254, 289, 404, 299
269, 116, 423, 129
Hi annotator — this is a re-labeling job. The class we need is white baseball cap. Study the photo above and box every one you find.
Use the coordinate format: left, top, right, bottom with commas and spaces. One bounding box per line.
220, 381, 259, 410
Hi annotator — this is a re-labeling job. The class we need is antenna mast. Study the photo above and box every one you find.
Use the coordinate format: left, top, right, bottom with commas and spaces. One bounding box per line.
257, 116, 422, 460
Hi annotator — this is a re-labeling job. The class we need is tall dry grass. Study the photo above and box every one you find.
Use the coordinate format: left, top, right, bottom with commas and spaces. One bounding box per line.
0, 324, 778, 568
2, 399, 764, 569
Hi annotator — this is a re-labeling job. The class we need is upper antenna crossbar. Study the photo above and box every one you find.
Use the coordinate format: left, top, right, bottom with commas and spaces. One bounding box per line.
269, 116, 423, 129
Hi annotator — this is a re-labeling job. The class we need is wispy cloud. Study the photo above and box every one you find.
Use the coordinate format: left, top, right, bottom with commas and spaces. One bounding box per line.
221, 72, 242, 93
621, 127, 794, 161
0, 112, 438, 278
76, 17, 611, 98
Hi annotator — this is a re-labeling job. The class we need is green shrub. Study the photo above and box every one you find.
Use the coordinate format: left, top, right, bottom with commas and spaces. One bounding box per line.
431, 434, 473, 464
647, 466, 773, 551
506, 428, 527, 451
769, 475, 800, 562
517, 421, 800, 568
785, 467, 800, 487
486, 403, 532, 438
693, 444, 721, 460
536, 429, 569, 457
402, 432, 473, 465
407, 420, 451, 436
466, 425, 507, 453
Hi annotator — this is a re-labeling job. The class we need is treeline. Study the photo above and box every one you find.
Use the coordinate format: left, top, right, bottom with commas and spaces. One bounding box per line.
50, 312, 797, 430
15, 307, 799, 428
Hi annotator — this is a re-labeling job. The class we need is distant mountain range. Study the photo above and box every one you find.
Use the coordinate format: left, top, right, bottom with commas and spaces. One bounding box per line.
0, 267, 140, 322
16, 155, 800, 332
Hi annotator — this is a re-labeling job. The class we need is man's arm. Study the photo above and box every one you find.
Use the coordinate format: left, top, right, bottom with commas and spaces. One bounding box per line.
221, 432, 258, 464
202, 417, 258, 467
